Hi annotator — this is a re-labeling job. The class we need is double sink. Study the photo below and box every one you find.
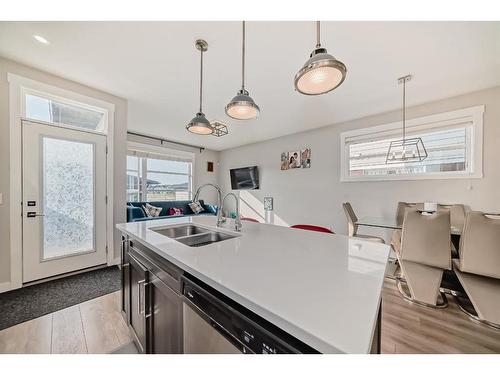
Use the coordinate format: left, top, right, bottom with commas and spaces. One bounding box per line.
151, 224, 238, 247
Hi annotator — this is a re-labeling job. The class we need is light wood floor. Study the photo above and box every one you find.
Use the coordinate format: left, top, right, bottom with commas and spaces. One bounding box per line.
1, 280, 500, 354
0, 291, 132, 354
381, 278, 500, 354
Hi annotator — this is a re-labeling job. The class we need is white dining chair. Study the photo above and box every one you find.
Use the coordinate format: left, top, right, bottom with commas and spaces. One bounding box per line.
453, 211, 500, 328
391, 202, 423, 254
396, 208, 451, 308
342, 202, 385, 243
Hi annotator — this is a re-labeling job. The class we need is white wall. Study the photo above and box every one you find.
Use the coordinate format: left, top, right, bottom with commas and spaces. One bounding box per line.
218, 86, 500, 240
0, 56, 128, 286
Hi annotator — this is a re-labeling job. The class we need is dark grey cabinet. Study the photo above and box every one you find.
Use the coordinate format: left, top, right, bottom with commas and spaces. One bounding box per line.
150, 274, 183, 353
120, 237, 130, 323
129, 252, 150, 354
121, 236, 184, 354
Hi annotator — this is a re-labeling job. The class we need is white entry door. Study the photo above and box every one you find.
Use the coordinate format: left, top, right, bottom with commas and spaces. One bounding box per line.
22, 120, 107, 283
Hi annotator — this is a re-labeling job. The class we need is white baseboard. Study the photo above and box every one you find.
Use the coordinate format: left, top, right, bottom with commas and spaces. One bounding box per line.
108, 257, 120, 266
0, 281, 15, 293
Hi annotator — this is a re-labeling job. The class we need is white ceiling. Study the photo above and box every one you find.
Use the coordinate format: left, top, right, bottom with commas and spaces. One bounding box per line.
1, 21, 499, 151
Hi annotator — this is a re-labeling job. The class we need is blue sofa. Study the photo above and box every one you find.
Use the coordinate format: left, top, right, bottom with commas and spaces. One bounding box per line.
127, 200, 218, 222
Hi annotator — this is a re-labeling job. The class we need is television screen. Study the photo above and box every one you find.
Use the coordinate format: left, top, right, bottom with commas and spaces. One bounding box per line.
230, 166, 259, 190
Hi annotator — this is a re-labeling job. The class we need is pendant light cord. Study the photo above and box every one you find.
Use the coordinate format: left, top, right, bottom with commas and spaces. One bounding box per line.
316, 21, 321, 48
199, 47, 203, 113
402, 78, 406, 141
242, 20, 246, 90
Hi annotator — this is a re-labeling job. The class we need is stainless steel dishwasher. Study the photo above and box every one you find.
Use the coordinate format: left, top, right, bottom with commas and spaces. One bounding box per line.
182, 274, 318, 354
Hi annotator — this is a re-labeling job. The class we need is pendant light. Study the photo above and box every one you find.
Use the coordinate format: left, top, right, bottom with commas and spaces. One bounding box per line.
225, 21, 260, 120
294, 21, 347, 95
385, 75, 428, 164
186, 39, 214, 135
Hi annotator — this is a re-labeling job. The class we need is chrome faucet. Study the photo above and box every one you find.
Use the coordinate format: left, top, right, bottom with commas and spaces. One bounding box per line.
193, 183, 225, 227
222, 192, 242, 232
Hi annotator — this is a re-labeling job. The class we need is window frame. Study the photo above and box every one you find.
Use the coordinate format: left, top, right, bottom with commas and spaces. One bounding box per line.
339, 105, 484, 182
22, 87, 109, 134
126, 141, 194, 202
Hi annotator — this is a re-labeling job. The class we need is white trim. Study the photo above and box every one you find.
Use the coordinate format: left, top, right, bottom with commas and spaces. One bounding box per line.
0, 281, 14, 293
7, 73, 116, 292
339, 105, 484, 182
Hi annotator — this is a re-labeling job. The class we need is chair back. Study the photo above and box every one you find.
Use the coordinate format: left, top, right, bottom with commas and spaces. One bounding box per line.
458, 212, 500, 279
241, 217, 259, 223
401, 208, 451, 269
437, 204, 466, 234
396, 202, 423, 226
290, 224, 334, 234
342, 202, 358, 236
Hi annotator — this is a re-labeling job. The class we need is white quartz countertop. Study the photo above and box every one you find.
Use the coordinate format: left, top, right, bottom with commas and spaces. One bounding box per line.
116, 216, 390, 353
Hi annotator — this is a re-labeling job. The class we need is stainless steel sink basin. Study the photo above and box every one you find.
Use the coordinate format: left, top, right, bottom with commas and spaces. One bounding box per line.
176, 231, 236, 247
151, 224, 209, 239
151, 224, 238, 247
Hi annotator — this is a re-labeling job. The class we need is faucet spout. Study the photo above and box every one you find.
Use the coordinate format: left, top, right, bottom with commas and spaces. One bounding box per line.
193, 183, 225, 227
222, 192, 242, 232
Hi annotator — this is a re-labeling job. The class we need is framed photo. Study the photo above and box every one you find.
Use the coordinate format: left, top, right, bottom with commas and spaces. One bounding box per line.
281, 152, 289, 170
301, 148, 311, 168
288, 150, 301, 169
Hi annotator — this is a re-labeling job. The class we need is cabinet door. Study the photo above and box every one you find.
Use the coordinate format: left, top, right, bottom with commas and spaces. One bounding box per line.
129, 253, 150, 353
150, 275, 183, 353
121, 237, 130, 323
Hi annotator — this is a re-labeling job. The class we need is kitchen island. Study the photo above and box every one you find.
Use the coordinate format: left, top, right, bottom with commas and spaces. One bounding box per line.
116, 215, 390, 354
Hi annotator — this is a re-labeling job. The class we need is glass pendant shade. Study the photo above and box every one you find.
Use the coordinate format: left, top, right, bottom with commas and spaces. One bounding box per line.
295, 48, 347, 95
186, 112, 213, 135
225, 89, 260, 120
225, 21, 260, 120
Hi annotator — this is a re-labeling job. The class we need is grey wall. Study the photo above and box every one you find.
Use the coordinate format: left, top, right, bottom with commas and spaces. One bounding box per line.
0, 56, 128, 285
218, 86, 500, 240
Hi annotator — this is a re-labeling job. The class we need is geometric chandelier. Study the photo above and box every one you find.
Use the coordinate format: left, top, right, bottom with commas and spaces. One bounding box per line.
386, 74, 428, 164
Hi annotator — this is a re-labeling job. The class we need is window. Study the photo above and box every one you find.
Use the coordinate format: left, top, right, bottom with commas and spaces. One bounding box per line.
340, 106, 484, 181
24, 90, 107, 133
127, 143, 193, 202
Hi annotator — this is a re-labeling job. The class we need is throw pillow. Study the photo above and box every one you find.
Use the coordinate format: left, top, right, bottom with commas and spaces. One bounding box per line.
167, 207, 184, 216
188, 201, 205, 214
142, 203, 162, 217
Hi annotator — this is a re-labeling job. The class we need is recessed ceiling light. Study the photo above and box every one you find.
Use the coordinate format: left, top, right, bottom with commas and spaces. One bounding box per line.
33, 34, 50, 45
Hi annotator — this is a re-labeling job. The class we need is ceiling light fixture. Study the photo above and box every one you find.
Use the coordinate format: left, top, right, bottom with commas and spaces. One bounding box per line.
294, 21, 347, 95
33, 34, 50, 45
386, 75, 428, 164
225, 21, 260, 120
186, 39, 214, 135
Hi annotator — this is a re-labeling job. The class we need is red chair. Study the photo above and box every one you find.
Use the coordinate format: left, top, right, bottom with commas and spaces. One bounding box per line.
241, 217, 259, 223
290, 224, 334, 234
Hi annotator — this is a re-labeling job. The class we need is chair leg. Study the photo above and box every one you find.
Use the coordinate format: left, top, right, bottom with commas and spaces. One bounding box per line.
453, 294, 500, 330
397, 260, 448, 308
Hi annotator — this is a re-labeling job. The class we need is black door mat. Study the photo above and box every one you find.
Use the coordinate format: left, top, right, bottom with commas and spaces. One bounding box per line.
0, 266, 120, 331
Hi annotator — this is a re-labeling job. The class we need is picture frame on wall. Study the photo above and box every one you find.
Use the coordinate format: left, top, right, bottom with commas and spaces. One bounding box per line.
288, 150, 301, 169
280, 148, 311, 170
301, 148, 311, 168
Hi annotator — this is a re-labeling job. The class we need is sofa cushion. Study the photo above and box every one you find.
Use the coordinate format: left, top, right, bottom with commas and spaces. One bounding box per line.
188, 201, 205, 214
142, 203, 162, 217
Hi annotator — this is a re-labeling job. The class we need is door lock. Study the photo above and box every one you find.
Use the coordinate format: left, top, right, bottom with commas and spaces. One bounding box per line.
26, 212, 45, 218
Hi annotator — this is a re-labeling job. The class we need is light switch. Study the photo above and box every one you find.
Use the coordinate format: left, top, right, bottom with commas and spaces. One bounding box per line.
0, 192, 3, 205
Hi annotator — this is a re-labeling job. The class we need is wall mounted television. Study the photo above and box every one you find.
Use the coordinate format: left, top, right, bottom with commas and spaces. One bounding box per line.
230, 166, 259, 190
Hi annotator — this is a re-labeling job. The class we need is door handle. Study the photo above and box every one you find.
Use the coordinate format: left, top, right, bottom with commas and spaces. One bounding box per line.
137, 279, 149, 316
26, 212, 45, 218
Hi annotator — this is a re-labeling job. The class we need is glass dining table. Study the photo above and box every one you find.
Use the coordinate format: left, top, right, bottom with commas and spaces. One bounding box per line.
356, 216, 462, 235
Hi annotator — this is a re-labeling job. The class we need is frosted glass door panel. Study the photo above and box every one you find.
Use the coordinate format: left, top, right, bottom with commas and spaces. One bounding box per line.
42, 137, 95, 259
